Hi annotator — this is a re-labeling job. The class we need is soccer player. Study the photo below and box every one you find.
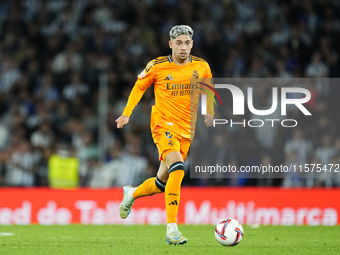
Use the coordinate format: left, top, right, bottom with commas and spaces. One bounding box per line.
116, 25, 214, 245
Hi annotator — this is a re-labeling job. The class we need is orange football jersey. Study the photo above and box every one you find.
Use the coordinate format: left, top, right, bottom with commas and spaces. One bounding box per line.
123, 55, 214, 138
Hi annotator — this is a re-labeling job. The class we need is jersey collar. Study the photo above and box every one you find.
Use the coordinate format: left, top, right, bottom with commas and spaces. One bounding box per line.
168, 55, 192, 63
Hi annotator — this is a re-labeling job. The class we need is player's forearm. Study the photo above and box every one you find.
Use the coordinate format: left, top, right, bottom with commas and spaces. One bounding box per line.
206, 95, 215, 118
207, 106, 214, 118
122, 84, 147, 117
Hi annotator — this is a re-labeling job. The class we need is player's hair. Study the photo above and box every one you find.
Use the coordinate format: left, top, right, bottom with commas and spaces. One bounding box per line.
169, 25, 193, 40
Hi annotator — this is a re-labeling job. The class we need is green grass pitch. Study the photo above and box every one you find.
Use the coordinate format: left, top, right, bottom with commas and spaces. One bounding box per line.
0, 225, 339, 255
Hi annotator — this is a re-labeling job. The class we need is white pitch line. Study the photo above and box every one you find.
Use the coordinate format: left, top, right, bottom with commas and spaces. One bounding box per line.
0, 232, 15, 236
250, 224, 260, 229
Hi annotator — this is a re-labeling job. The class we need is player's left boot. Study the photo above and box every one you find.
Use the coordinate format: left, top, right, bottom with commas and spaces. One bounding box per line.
166, 229, 188, 245
119, 185, 135, 219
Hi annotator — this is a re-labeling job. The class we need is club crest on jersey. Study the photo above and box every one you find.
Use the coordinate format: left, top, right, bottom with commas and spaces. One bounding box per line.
168, 140, 174, 146
192, 70, 199, 78
165, 131, 173, 138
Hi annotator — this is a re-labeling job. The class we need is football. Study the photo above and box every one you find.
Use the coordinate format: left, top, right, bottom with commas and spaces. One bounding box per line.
214, 218, 244, 246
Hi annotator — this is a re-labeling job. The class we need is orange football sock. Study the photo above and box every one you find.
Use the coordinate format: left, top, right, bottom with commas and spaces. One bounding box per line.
165, 168, 185, 223
133, 177, 165, 199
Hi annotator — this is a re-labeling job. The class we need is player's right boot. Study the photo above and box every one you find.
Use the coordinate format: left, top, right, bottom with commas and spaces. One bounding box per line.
119, 185, 135, 219
166, 229, 188, 245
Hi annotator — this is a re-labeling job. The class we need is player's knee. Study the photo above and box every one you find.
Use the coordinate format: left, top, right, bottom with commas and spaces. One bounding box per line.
168, 161, 185, 174
155, 176, 166, 192
165, 151, 183, 167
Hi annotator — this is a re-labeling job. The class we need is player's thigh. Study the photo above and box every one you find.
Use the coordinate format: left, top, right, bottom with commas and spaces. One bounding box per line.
164, 137, 191, 168
165, 137, 191, 165
165, 151, 183, 169
152, 128, 181, 162
156, 161, 169, 183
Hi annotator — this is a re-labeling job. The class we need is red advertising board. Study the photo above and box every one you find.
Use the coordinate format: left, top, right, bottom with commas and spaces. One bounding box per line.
0, 188, 339, 225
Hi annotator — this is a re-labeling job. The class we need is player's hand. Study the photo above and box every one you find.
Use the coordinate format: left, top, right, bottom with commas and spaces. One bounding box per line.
204, 113, 213, 127
115, 115, 129, 128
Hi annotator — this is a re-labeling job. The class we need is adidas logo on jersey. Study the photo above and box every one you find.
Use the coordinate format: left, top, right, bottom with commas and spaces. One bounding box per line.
168, 200, 178, 205
164, 74, 173, 80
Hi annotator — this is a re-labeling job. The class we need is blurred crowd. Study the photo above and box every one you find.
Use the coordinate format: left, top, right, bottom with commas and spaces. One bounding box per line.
0, 0, 339, 187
